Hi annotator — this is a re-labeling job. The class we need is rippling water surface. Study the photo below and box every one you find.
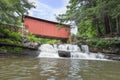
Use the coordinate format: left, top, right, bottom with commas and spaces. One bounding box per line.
0, 58, 120, 80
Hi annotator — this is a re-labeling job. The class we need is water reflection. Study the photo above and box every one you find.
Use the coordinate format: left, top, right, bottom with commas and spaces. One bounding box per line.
0, 58, 120, 80
68, 60, 82, 80
38, 58, 71, 80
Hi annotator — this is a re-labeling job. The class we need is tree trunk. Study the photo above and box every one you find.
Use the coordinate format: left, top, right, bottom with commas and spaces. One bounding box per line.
116, 16, 120, 35
108, 16, 112, 33
95, 19, 102, 37
104, 15, 111, 34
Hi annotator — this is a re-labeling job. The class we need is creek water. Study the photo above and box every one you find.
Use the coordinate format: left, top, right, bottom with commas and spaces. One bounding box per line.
0, 44, 120, 80
0, 58, 120, 80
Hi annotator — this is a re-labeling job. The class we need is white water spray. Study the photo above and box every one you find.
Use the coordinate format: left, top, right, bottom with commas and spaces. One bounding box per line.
38, 44, 106, 60
38, 44, 59, 58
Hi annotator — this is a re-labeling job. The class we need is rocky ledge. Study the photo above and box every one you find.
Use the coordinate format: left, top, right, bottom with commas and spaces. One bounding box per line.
89, 47, 120, 55
0, 42, 40, 58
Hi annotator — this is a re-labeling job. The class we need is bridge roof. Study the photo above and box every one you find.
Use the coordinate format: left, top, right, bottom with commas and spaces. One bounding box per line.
24, 15, 70, 27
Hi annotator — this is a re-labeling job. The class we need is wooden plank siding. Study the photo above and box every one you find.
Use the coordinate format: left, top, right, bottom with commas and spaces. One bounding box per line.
24, 16, 70, 40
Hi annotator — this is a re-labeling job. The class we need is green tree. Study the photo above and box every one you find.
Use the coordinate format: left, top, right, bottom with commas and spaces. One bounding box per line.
0, 0, 35, 25
57, 0, 120, 37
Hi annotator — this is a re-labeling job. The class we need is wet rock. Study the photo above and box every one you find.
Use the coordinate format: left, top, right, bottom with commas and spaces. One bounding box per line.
0, 50, 39, 58
89, 47, 120, 55
24, 42, 41, 49
105, 54, 120, 61
58, 51, 71, 57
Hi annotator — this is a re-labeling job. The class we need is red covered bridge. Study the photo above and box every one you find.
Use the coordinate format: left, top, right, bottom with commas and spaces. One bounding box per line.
24, 16, 70, 41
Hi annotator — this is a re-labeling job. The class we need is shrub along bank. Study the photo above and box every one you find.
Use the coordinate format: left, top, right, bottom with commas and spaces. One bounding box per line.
78, 38, 120, 54
27, 34, 60, 44
0, 26, 23, 53
0, 26, 60, 54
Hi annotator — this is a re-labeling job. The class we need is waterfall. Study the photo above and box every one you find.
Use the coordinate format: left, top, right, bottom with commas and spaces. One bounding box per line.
81, 45, 89, 53
38, 44, 59, 58
38, 44, 106, 60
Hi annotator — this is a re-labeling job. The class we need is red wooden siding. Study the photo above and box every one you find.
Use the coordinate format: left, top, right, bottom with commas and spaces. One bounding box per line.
24, 16, 70, 39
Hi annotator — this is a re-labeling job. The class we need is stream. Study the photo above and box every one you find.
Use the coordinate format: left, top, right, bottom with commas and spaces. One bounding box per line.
0, 44, 120, 80
0, 58, 120, 80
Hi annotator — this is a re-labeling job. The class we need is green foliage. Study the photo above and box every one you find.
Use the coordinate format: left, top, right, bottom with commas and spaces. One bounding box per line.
27, 34, 40, 42
0, 47, 7, 53
3, 29, 21, 40
0, 0, 35, 25
0, 46, 23, 53
9, 32, 21, 40
27, 34, 60, 44
0, 39, 14, 44
44, 39, 59, 44
57, 0, 120, 38
14, 47, 23, 53
0, 39, 21, 45
0, 27, 21, 41
87, 38, 120, 50
77, 20, 97, 38
0, 26, 22, 45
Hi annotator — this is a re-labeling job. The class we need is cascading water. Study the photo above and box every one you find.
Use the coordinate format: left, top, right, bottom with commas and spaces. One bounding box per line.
38, 44, 59, 58
38, 44, 106, 60
81, 45, 89, 53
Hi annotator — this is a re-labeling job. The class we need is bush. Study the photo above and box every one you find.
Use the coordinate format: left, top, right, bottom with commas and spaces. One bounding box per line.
0, 26, 22, 40
0, 39, 22, 45
27, 34, 60, 44
86, 38, 120, 50
0, 46, 23, 53
3, 29, 21, 40
27, 34, 40, 42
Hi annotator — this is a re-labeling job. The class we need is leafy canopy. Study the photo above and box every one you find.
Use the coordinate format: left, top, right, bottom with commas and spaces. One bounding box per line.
0, 0, 35, 24
57, 0, 120, 38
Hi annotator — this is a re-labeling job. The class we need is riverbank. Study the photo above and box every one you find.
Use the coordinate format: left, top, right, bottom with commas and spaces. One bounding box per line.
77, 38, 120, 55
0, 50, 39, 58
0, 42, 40, 58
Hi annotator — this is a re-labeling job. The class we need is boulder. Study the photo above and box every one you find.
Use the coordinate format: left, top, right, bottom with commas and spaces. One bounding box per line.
58, 51, 71, 57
